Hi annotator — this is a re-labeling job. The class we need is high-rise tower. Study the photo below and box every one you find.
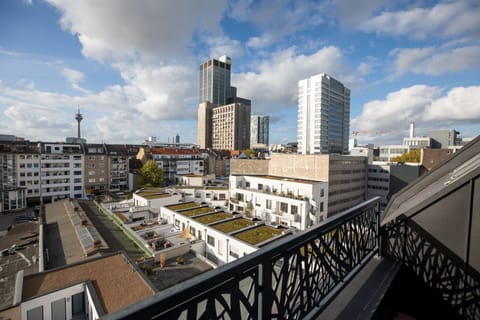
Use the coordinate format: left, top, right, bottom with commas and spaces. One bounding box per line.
297, 74, 350, 154
199, 55, 235, 106
250, 115, 269, 147
198, 56, 251, 150
75, 108, 83, 139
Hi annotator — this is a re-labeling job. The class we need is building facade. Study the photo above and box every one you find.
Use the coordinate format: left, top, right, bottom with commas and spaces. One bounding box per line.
83, 144, 109, 195
297, 74, 350, 155
38, 142, 85, 201
230, 153, 368, 217
211, 102, 251, 150
197, 101, 213, 149
250, 115, 269, 147
229, 175, 328, 230
199, 55, 234, 106
146, 147, 205, 183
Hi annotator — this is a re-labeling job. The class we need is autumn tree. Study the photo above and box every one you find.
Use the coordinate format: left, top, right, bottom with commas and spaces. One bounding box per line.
243, 148, 256, 158
390, 149, 421, 163
140, 160, 164, 187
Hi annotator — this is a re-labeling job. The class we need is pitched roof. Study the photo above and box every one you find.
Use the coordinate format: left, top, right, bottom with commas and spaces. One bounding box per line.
22, 253, 156, 314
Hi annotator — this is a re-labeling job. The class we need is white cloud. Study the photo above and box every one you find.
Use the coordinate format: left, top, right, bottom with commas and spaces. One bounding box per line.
424, 86, 480, 122
3, 104, 73, 140
234, 46, 353, 112
61, 67, 90, 93
360, 1, 480, 40
205, 36, 244, 61
390, 45, 480, 76
247, 34, 274, 50
352, 85, 480, 144
228, 0, 326, 48
47, 0, 228, 63
61, 67, 84, 84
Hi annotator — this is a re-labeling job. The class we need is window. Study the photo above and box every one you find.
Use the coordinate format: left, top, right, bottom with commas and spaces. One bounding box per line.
320, 202, 324, 212
291, 205, 298, 215
280, 202, 288, 213
207, 235, 215, 247
266, 199, 272, 209
230, 250, 239, 259
74, 171, 82, 175
245, 181, 250, 188
27, 306, 43, 320
258, 183, 263, 190
320, 189, 324, 197
89, 178, 96, 183
71, 292, 85, 315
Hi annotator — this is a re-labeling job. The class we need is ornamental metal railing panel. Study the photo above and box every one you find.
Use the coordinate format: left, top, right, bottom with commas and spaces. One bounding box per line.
381, 175, 480, 319
103, 197, 380, 320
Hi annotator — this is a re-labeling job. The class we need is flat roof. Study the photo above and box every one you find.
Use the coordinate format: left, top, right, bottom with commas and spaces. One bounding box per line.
211, 218, 255, 234
135, 192, 172, 200
0, 222, 39, 311
178, 207, 215, 217
237, 175, 323, 185
22, 253, 155, 314
165, 202, 200, 211
44, 201, 91, 268
234, 225, 283, 246
193, 212, 233, 225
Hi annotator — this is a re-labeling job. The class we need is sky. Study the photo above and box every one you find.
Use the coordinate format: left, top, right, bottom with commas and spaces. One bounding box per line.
0, 0, 479, 146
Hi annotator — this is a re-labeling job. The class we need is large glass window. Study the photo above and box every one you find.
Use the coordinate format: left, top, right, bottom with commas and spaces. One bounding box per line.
71, 292, 85, 315
207, 235, 215, 247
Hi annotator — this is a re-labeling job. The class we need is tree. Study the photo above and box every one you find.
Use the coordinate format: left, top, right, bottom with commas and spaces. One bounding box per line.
140, 160, 164, 187
391, 149, 421, 163
243, 148, 255, 158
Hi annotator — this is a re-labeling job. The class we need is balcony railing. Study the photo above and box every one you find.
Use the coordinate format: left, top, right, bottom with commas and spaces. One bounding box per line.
103, 197, 380, 320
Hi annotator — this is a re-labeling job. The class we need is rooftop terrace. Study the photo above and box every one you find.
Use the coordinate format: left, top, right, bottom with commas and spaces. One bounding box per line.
193, 212, 234, 225
212, 218, 255, 233
234, 225, 283, 245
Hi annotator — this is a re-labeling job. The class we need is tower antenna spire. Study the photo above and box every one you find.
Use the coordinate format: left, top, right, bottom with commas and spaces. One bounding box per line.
75, 107, 83, 139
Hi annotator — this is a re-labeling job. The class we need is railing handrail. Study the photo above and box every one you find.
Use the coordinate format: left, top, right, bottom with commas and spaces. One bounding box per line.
102, 197, 380, 319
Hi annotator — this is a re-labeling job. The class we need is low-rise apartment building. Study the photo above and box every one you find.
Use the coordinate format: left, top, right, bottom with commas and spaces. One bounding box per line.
230, 153, 368, 218
139, 147, 205, 184
229, 175, 327, 230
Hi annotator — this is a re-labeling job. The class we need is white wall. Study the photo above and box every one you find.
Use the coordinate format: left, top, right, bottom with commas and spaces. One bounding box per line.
21, 282, 99, 320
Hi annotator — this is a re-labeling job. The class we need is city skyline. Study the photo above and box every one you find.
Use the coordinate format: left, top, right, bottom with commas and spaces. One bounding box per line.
0, 0, 479, 145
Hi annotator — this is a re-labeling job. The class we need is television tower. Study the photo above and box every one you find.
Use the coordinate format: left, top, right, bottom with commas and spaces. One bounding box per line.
75, 108, 83, 139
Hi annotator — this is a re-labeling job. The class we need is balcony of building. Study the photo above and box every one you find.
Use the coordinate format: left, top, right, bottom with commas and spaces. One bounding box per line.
101, 136, 480, 320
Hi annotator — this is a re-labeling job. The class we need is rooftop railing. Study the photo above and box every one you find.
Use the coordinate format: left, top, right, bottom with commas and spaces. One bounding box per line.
103, 197, 380, 320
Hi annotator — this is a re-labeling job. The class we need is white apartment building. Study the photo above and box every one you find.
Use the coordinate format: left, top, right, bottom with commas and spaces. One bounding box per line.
16, 151, 41, 203
229, 175, 328, 230
378, 145, 409, 162
148, 147, 205, 182
37, 143, 84, 201
298, 73, 350, 154
159, 203, 290, 265
367, 163, 390, 210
